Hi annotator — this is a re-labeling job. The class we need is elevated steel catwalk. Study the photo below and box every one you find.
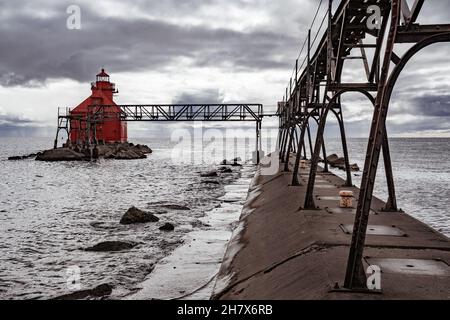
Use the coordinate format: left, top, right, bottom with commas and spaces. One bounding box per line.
89, 104, 264, 122
278, 0, 450, 292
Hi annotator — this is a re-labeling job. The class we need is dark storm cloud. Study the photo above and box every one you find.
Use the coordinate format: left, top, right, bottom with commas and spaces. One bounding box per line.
410, 95, 450, 117
172, 89, 224, 104
0, 124, 53, 137
0, 114, 33, 125
0, 3, 294, 87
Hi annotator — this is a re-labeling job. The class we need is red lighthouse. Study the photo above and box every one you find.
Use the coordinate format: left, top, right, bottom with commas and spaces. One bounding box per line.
69, 69, 127, 145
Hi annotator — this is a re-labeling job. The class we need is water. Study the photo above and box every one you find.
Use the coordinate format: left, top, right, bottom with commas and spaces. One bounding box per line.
0, 137, 449, 299
324, 138, 450, 236
0, 137, 253, 300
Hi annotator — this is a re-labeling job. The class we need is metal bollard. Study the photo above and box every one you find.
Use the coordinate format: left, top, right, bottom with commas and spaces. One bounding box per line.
339, 190, 354, 208
300, 160, 308, 169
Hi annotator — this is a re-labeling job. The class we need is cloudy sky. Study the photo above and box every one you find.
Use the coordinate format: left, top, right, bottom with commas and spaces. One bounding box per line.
0, 0, 450, 138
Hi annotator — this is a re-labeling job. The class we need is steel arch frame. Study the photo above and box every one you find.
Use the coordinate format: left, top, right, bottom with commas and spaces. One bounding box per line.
344, 31, 450, 289
303, 88, 398, 211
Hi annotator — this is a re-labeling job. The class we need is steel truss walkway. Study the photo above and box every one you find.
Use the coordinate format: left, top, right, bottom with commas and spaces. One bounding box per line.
278, 0, 450, 291
55, 104, 267, 163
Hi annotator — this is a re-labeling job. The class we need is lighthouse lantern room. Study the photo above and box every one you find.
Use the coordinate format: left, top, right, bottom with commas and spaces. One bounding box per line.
69, 69, 127, 145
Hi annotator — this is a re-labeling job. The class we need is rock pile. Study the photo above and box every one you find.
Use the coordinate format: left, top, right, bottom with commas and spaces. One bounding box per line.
33, 143, 152, 162
325, 154, 360, 172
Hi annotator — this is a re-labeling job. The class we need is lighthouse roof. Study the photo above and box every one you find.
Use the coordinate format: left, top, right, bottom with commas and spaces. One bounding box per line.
96, 68, 109, 77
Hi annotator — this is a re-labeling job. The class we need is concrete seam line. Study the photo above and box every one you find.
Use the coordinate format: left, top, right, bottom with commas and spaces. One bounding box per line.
213, 243, 345, 299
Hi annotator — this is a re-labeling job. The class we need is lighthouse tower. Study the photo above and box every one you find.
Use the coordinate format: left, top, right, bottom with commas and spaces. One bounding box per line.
69, 69, 127, 145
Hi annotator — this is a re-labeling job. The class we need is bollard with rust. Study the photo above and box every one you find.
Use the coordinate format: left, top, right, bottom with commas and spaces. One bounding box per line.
300, 160, 308, 169
339, 190, 354, 208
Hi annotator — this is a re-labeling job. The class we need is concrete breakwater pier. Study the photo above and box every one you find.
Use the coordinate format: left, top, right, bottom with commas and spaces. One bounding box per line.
212, 154, 450, 300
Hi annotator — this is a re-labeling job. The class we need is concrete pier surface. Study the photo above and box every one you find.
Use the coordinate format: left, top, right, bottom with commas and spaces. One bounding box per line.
212, 154, 450, 300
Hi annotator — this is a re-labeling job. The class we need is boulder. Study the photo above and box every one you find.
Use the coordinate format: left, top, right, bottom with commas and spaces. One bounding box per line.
8, 156, 23, 160
134, 144, 153, 154
333, 157, 346, 169
159, 223, 175, 231
120, 207, 160, 224
36, 148, 85, 162
200, 171, 218, 178
218, 167, 233, 173
85, 241, 138, 252
53, 284, 113, 300
326, 154, 339, 164
350, 163, 360, 172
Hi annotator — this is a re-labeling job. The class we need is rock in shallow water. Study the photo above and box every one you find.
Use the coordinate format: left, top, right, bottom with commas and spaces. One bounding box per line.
200, 171, 218, 177
134, 144, 153, 154
85, 241, 138, 252
201, 180, 220, 185
109, 149, 146, 160
159, 223, 175, 231
8, 153, 39, 161
120, 207, 160, 225
160, 204, 190, 211
36, 148, 85, 162
53, 283, 113, 300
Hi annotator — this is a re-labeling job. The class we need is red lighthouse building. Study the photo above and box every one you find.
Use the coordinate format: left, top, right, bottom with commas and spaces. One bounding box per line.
69, 69, 127, 145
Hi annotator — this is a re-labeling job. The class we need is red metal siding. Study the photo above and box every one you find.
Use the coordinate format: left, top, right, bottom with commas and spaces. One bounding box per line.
69, 70, 127, 144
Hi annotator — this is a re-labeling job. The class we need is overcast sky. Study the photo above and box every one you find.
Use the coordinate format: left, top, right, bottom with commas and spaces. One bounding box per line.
1, 0, 450, 139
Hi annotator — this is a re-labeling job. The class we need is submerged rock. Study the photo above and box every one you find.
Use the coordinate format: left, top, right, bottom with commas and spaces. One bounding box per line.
53, 283, 113, 300
160, 205, 191, 211
36, 148, 85, 162
159, 223, 175, 232
120, 207, 160, 225
85, 241, 138, 252
221, 157, 242, 166
191, 220, 211, 228
113, 149, 146, 160
218, 167, 233, 173
200, 171, 218, 178
8, 153, 39, 161
202, 180, 220, 185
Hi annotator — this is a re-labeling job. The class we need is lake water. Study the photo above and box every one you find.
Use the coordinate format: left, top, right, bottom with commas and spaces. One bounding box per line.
0, 136, 449, 299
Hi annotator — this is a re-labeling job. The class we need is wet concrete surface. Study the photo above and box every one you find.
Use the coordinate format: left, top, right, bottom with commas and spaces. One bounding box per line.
213, 153, 450, 300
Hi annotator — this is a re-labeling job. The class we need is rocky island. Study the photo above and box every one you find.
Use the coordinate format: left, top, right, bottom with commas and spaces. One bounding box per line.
8, 143, 153, 162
